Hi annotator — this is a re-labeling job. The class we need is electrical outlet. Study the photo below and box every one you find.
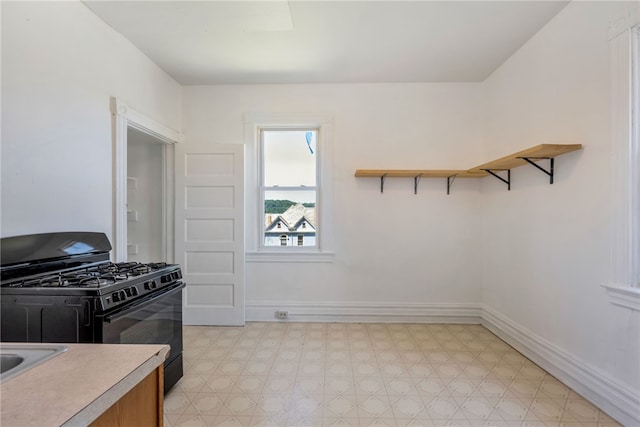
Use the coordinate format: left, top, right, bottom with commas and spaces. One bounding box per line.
275, 311, 288, 320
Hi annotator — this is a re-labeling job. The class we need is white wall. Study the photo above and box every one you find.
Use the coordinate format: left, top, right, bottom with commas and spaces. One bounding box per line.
183, 84, 485, 315
1, 1, 181, 239
481, 1, 639, 423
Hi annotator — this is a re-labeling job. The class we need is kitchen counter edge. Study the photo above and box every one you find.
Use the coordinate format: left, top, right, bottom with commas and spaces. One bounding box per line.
0, 343, 169, 427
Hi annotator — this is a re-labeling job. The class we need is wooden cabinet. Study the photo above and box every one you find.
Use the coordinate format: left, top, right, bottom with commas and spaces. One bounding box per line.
90, 365, 164, 427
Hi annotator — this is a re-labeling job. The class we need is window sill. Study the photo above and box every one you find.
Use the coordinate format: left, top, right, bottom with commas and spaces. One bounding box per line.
602, 284, 640, 311
246, 251, 335, 263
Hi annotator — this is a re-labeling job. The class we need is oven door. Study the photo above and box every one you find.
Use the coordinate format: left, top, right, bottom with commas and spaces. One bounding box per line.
95, 281, 185, 392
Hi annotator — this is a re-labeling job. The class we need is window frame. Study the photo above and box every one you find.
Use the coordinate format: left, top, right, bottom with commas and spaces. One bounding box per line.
259, 127, 319, 250
244, 113, 335, 263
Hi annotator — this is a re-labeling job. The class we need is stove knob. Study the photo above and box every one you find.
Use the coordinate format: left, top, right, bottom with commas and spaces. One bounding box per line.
112, 290, 127, 302
144, 281, 157, 290
125, 287, 138, 297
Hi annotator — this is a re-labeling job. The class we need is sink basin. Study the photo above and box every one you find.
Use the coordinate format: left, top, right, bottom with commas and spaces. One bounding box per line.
1, 354, 25, 373
0, 344, 68, 383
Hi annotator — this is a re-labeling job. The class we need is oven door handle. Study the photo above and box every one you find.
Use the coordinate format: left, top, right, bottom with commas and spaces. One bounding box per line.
102, 281, 185, 323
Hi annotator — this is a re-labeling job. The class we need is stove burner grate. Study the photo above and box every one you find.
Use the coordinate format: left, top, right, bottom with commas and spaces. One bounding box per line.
12, 273, 113, 288
2, 262, 172, 289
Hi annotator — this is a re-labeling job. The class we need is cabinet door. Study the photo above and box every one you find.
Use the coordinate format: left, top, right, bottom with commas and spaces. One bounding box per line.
90, 367, 163, 427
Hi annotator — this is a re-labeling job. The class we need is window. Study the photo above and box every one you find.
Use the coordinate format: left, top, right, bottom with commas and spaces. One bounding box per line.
244, 112, 334, 262
260, 129, 318, 248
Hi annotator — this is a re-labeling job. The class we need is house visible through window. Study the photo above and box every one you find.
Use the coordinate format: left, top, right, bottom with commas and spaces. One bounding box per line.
262, 129, 318, 248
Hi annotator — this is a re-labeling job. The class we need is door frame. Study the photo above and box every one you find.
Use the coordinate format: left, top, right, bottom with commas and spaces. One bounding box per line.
110, 97, 181, 262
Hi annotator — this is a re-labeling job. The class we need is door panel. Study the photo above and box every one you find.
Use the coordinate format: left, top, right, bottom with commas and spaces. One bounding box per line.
175, 144, 244, 325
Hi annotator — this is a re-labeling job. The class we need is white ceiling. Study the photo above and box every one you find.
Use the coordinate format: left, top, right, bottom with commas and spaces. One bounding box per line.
83, 1, 569, 85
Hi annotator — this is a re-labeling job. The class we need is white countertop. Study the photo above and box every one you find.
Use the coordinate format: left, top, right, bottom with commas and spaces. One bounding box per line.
0, 343, 169, 427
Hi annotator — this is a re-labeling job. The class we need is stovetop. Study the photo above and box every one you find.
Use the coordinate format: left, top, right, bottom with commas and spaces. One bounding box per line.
1, 261, 183, 312
2, 261, 174, 289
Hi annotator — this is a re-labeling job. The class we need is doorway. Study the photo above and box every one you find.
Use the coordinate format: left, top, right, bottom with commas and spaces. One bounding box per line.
111, 97, 179, 263
127, 128, 166, 262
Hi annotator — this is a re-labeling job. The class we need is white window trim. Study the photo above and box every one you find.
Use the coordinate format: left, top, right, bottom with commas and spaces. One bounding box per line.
604, 9, 640, 311
244, 113, 335, 263
259, 127, 319, 250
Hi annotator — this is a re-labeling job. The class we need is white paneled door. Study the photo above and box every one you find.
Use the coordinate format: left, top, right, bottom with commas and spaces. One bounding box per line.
175, 144, 244, 325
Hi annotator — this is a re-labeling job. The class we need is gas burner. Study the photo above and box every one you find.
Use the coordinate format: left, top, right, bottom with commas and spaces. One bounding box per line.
20, 275, 72, 288
112, 262, 169, 276
117, 262, 152, 275
64, 271, 120, 287
91, 262, 170, 277
15, 273, 110, 288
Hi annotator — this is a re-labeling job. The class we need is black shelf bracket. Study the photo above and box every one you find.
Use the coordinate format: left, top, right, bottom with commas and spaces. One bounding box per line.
380, 175, 386, 193
447, 175, 457, 195
519, 157, 555, 184
414, 175, 422, 195
483, 169, 511, 191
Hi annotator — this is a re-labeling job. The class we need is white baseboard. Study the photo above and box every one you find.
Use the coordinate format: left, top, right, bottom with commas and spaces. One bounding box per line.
246, 301, 482, 324
481, 305, 640, 427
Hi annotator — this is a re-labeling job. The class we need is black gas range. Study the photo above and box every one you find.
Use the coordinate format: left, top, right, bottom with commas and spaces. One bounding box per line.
0, 231, 185, 393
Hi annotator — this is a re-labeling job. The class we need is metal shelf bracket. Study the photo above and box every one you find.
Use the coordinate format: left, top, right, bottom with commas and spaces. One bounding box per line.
519, 157, 555, 184
483, 169, 511, 191
414, 174, 422, 195
447, 175, 457, 195
380, 175, 386, 193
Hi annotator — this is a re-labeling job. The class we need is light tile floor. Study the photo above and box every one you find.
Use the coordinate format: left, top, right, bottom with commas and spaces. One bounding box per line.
165, 323, 621, 427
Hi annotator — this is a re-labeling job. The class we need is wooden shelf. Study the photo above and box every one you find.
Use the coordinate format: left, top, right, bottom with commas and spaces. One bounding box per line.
355, 144, 582, 193
468, 144, 582, 190
468, 144, 582, 173
354, 170, 488, 178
